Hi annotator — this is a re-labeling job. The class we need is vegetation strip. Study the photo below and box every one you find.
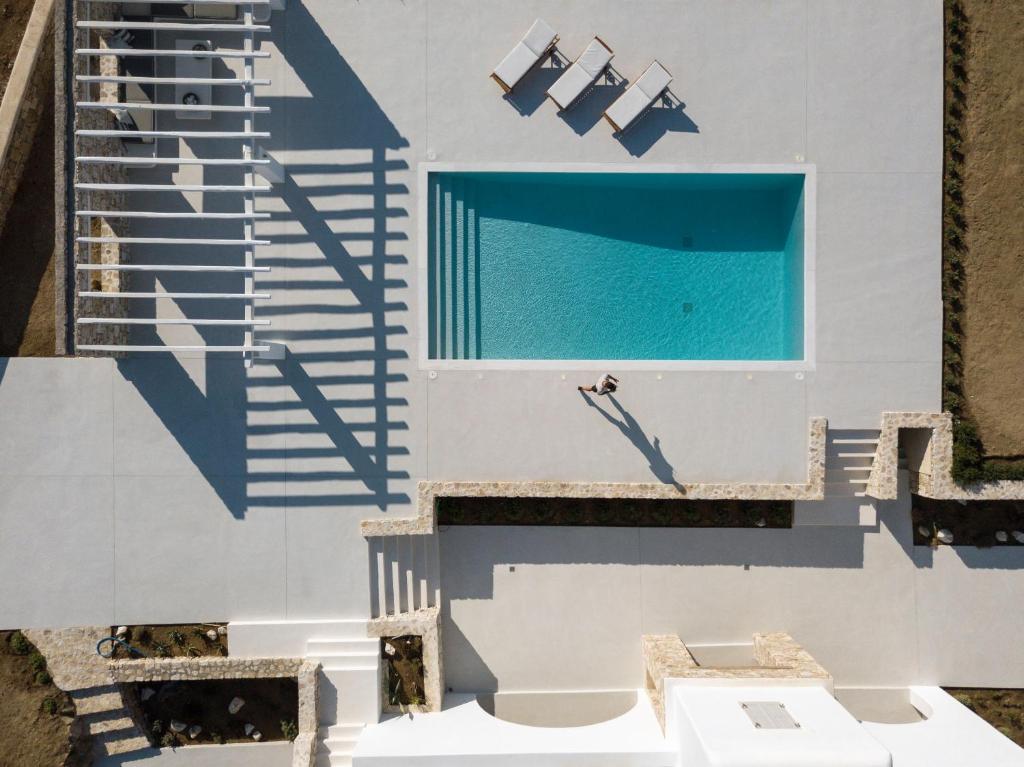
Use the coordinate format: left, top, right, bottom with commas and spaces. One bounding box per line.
436, 497, 792, 528
942, 0, 1024, 483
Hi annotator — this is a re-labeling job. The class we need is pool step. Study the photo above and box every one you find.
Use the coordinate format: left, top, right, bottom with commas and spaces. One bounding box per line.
430, 175, 480, 360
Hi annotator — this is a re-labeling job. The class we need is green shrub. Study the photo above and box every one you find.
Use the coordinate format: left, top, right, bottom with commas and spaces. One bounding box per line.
152, 642, 171, 658
280, 719, 299, 742
35, 670, 52, 686
151, 720, 164, 737
160, 731, 178, 750
40, 697, 59, 716
169, 630, 187, 647
28, 652, 46, 674
9, 631, 31, 655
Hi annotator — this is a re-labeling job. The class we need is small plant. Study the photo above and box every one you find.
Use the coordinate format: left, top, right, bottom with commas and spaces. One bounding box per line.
41, 697, 59, 715
160, 731, 178, 750
280, 719, 299, 742
186, 645, 202, 657
169, 630, 187, 647
28, 652, 47, 674
151, 719, 164, 737
152, 641, 171, 658
9, 631, 31, 655
35, 670, 52, 685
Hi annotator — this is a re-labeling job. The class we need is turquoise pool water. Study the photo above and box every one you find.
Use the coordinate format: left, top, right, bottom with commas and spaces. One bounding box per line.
427, 171, 805, 361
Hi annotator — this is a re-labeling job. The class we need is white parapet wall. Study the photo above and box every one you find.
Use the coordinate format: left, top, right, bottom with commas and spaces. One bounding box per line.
861, 687, 1024, 767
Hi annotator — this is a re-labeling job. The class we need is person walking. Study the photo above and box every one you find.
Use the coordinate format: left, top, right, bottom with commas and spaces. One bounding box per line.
578, 373, 619, 396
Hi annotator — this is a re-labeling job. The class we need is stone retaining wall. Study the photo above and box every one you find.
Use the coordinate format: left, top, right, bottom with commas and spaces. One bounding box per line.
73, 0, 130, 352
867, 412, 1024, 501
0, 0, 55, 243
109, 656, 320, 767
362, 417, 827, 536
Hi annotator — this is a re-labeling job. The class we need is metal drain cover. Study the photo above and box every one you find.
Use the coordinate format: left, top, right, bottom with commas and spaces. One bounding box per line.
741, 701, 800, 729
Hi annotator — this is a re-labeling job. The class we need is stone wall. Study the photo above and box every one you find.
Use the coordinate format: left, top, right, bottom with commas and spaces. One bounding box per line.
866, 412, 1024, 501
368, 606, 443, 713
0, 0, 55, 243
73, 0, 130, 353
641, 632, 831, 730
362, 417, 828, 536
108, 656, 321, 767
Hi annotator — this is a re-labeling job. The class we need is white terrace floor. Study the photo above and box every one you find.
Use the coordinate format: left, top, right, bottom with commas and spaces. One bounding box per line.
1, 0, 1002, 690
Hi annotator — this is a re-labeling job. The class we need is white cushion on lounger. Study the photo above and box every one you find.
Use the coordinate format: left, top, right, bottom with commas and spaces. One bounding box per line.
547, 38, 613, 109
635, 61, 672, 99
577, 39, 613, 78
521, 18, 557, 57
495, 43, 539, 89
605, 61, 672, 130
493, 18, 557, 89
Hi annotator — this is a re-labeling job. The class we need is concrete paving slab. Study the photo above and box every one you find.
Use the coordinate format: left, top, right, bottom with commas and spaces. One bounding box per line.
0, 475, 115, 627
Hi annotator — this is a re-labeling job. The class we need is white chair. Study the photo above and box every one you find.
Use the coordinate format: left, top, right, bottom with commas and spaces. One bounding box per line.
491, 18, 559, 93
546, 37, 614, 111
603, 60, 673, 133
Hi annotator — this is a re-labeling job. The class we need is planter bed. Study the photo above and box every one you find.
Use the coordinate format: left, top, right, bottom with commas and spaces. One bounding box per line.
109, 624, 228, 659
436, 497, 792, 528
129, 677, 298, 748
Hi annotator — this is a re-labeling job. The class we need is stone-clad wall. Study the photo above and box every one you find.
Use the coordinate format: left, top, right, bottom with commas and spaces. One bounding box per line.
73, 0, 130, 353
0, 0, 55, 242
362, 417, 828, 537
866, 412, 1024, 501
109, 657, 321, 767
368, 606, 443, 713
641, 632, 831, 729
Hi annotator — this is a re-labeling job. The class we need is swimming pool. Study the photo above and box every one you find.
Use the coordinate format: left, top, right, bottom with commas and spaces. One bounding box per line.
421, 165, 813, 367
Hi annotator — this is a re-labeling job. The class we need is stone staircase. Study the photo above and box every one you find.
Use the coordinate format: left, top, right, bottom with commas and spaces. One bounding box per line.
72, 685, 151, 758
306, 633, 379, 767
428, 174, 480, 360
23, 628, 151, 760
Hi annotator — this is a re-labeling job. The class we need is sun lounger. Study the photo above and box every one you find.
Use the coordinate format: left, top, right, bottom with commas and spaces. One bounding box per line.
546, 37, 614, 111
491, 18, 559, 93
603, 60, 673, 133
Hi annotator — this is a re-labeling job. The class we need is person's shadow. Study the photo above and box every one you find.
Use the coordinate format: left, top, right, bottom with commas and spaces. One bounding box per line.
581, 391, 684, 492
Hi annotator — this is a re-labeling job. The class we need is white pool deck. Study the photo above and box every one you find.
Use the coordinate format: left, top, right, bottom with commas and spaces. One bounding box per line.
4, 0, 1022, 712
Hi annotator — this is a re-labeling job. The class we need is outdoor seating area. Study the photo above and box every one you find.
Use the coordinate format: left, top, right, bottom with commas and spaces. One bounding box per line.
491, 17, 673, 134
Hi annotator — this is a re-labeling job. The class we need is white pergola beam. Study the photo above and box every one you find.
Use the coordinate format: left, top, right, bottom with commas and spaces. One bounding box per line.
75, 183, 271, 192
80, 292, 271, 300
75, 48, 271, 59
76, 210, 271, 220
76, 101, 270, 114
78, 318, 271, 326
77, 156, 270, 166
77, 75, 271, 86
76, 129, 270, 139
76, 264, 270, 273
77, 236, 271, 246
76, 21, 270, 32
77, 345, 273, 353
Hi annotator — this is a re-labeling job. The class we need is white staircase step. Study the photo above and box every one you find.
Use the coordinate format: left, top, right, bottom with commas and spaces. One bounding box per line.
318, 666, 381, 725
307, 638, 379, 654
318, 723, 366, 740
